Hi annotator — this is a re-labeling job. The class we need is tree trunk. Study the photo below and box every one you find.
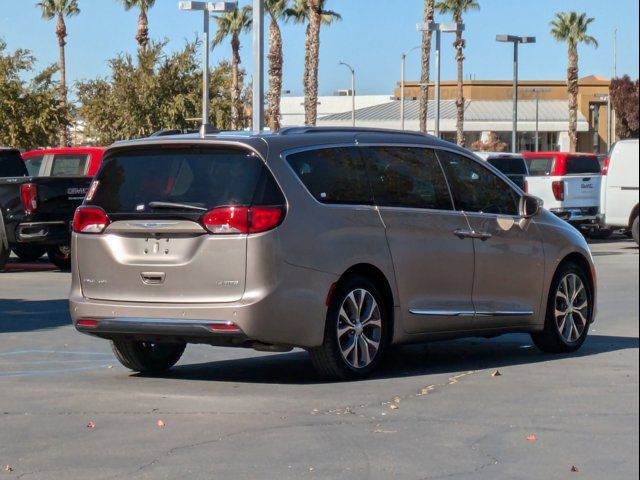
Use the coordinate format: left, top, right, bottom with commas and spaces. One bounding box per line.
419, 0, 434, 133
136, 9, 149, 52
231, 33, 242, 130
305, 0, 321, 126
567, 44, 579, 153
56, 14, 69, 146
267, 15, 283, 131
454, 26, 465, 147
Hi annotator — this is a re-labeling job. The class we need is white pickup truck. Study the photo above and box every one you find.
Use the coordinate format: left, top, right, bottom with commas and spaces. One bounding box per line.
523, 152, 602, 229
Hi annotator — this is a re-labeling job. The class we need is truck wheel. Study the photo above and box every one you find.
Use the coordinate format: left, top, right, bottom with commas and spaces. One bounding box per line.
111, 340, 186, 373
633, 217, 639, 246
12, 244, 46, 262
0, 242, 9, 271
47, 245, 71, 271
585, 228, 613, 240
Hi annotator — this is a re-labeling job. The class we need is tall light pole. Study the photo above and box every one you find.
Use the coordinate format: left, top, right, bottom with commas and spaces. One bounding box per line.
178, 1, 236, 136
496, 34, 536, 153
252, 0, 264, 132
523, 87, 550, 152
400, 46, 420, 130
338, 61, 356, 127
417, 22, 464, 137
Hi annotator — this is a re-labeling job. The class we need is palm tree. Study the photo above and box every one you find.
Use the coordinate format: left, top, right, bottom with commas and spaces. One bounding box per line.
435, 0, 479, 146
36, 0, 80, 146
117, 0, 156, 52
550, 12, 598, 152
265, 0, 289, 131
212, 5, 252, 130
287, 0, 341, 126
419, 0, 435, 133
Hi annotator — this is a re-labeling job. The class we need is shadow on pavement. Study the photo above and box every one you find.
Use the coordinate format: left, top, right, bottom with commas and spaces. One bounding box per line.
149, 333, 639, 385
0, 299, 71, 333
1, 259, 58, 273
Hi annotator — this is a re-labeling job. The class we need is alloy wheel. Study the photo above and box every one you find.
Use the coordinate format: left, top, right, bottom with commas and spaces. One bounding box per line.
554, 273, 589, 343
337, 288, 382, 369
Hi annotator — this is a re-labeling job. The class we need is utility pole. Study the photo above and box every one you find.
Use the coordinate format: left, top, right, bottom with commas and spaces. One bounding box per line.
252, 0, 264, 131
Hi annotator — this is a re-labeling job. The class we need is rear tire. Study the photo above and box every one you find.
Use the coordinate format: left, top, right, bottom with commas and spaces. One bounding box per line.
308, 275, 389, 380
531, 262, 592, 353
47, 245, 71, 271
632, 217, 639, 246
111, 340, 186, 373
12, 244, 46, 262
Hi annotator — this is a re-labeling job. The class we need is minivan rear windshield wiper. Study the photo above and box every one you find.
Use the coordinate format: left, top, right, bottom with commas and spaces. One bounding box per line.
147, 201, 207, 212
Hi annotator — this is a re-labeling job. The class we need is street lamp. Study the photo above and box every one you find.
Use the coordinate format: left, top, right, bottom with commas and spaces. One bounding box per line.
178, 1, 236, 136
400, 46, 420, 130
416, 22, 465, 137
338, 61, 356, 127
523, 87, 550, 152
496, 34, 536, 153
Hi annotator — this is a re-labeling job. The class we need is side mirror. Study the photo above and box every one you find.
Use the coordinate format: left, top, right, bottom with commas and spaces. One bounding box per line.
519, 195, 542, 219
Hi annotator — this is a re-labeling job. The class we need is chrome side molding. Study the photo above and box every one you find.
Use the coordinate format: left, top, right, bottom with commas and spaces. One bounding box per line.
410, 309, 533, 317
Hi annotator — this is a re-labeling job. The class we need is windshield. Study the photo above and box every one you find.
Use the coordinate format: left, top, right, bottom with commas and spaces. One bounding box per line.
566, 156, 601, 175
89, 147, 278, 218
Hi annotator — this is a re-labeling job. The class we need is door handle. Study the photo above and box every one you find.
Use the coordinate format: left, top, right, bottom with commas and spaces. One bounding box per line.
453, 229, 492, 241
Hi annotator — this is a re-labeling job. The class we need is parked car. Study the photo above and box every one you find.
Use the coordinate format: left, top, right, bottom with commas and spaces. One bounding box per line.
597, 139, 639, 244
474, 152, 528, 190
0, 147, 105, 270
522, 152, 602, 230
70, 128, 597, 380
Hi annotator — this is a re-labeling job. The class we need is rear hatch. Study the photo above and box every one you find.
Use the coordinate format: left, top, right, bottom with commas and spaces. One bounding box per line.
561, 155, 602, 207
76, 145, 284, 303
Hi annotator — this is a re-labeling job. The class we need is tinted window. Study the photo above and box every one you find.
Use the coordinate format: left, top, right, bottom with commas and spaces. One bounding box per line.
51, 154, 88, 176
286, 147, 372, 204
0, 150, 28, 177
24, 156, 44, 176
438, 151, 519, 215
487, 157, 527, 175
527, 157, 555, 176
362, 147, 452, 210
90, 148, 277, 215
565, 156, 601, 175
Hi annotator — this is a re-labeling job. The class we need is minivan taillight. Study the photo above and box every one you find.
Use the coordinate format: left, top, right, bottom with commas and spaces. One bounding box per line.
73, 206, 110, 234
202, 206, 284, 234
552, 180, 565, 201
20, 183, 38, 215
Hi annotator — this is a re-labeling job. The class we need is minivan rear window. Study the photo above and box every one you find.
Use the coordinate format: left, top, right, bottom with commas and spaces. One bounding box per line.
565, 156, 601, 175
526, 157, 555, 176
89, 148, 281, 217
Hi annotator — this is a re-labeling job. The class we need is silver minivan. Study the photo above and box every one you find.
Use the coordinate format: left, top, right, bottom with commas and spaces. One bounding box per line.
69, 128, 597, 379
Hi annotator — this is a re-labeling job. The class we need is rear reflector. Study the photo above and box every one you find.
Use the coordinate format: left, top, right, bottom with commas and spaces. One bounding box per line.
20, 183, 38, 215
73, 206, 110, 234
202, 206, 284, 234
77, 319, 99, 328
552, 180, 565, 201
208, 322, 242, 333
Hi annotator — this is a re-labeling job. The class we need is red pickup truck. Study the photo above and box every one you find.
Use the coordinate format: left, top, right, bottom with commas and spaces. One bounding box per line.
1, 147, 105, 270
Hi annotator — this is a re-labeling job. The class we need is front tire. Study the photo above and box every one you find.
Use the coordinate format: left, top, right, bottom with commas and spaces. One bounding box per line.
308, 275, 389, 380
531, 262, 592, 353
111, 340, 186, 373
47, 245, 71, 271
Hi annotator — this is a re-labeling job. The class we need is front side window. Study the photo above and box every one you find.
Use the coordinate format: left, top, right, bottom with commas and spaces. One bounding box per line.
24, 156, 44, 176
362, 146, 453, 210
438, 151, 519, 216
51, 154, 89, 176
286, 147, 372, 205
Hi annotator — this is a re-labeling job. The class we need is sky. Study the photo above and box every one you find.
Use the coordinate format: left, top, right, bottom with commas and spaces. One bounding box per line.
1, 0, 638, 97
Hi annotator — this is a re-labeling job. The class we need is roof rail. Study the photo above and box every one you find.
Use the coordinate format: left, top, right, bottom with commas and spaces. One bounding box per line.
277, 126, 430, 138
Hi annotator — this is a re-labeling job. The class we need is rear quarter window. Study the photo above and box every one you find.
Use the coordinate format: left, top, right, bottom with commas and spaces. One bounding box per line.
286, 147, 372, 205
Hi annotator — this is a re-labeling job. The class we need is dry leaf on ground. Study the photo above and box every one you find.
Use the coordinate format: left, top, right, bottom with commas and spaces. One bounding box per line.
526, 434, 537, 442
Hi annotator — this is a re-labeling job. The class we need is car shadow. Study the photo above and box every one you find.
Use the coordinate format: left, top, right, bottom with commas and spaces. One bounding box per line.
146, 333, 639, 385
0, 299, 71, 333
1, 259, 58, 273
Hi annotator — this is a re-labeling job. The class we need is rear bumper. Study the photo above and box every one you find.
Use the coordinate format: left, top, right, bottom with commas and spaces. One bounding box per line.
14, 221, 70, 245
550, 207, 598, 225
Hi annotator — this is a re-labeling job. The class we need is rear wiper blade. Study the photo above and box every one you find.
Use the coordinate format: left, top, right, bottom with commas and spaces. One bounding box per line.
147, 201, 207, 212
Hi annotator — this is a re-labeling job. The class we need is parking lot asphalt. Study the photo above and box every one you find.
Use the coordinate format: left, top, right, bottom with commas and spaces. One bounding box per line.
0, 237, 638, 480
